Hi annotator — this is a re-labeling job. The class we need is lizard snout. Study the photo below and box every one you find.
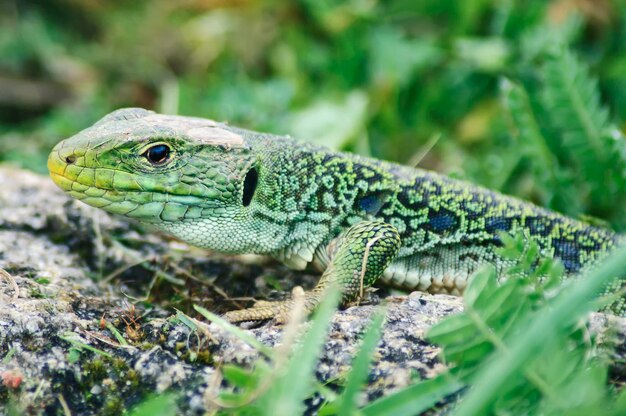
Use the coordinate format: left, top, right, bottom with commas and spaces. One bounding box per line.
47, 141, 82, 191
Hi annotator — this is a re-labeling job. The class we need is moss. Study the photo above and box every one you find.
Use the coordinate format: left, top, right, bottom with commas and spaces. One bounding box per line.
111, 358, 129, 374
62, 353, 160, 415
101, 396, 124, 416
196, 350, 213, 365
125, 369, 140, 389
139, 342, 156, 351
28, 287, 46, 298
19, 334, 41, 352
83, 358, 107, 381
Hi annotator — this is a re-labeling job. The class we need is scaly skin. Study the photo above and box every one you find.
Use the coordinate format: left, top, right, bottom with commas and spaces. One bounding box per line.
47, 108, 625, 321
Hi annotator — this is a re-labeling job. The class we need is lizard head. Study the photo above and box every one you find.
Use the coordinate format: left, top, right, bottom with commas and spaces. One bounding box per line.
48, 108, 261, 250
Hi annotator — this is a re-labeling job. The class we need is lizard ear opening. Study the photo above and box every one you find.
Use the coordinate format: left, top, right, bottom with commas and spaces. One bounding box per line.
242, 167, 258, 207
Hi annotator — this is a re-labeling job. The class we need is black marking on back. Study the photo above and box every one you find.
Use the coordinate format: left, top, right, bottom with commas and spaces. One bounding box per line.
396, 188, 429, 212
459, 252, 480, 262
525, 216, 555, 237
485, 217, 513, 234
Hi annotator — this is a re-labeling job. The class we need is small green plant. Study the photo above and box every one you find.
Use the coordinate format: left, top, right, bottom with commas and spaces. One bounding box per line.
178, 285, 389, 416
503, 45, 626, 228
181, 233, 624, 415
357, 236, 626, 416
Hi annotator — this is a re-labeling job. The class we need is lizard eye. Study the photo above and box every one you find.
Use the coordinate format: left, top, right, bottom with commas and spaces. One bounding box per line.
143, 144, 171, 165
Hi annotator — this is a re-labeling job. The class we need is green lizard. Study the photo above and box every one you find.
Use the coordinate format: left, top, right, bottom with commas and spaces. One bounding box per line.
48, 108, 625, 321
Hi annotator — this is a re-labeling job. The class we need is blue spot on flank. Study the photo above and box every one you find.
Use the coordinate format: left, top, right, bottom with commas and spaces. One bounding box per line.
427, 209, 458, 233
554, 242, 580, 272
358, 192, 390, 216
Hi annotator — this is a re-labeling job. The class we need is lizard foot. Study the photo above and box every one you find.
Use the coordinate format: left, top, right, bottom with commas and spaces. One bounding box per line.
223, 220, 400, 324
223, 286, 322, 324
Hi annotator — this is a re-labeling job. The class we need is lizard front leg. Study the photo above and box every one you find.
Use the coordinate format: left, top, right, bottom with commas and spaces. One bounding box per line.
223, 220, 401, 323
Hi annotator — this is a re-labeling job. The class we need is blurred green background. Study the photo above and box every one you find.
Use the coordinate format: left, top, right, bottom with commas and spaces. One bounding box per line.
2, 0, 626, 227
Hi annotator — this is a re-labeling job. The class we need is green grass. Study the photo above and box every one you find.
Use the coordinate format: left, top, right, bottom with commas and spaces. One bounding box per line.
162, 234, 625, 415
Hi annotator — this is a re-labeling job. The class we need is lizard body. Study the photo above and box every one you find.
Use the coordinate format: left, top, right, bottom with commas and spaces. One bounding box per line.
48, 108, 624, 320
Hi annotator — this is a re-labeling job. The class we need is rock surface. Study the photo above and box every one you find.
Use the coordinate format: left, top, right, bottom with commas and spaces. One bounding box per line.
0, 166, 624, 415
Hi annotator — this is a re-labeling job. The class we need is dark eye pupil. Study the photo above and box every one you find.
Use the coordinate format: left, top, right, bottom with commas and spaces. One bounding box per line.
145, 145, 170, 165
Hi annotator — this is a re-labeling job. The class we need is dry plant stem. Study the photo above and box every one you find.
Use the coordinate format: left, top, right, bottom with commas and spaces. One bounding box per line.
168, 261, 237, 305
80, 329, 138, 351
204, 359, 225, 413
58, 393, 72, 416
0, 267, 18, 299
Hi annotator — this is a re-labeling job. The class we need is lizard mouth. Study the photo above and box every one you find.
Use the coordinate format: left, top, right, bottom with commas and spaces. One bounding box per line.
48, 144, 166, 219
47, 140, 216, 221
47, 143, 118, 210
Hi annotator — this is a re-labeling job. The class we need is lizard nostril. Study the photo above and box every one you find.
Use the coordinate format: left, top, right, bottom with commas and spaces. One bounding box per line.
65, 155, 77, 164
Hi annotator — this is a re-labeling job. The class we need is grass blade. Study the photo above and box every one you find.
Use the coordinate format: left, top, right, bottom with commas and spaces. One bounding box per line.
337, 307, 386, 416
361, 372, 464, 416
105, 322, 129, 346
59, 333, 113, 358
267, 287, 342, 416
192, 305, 274, 359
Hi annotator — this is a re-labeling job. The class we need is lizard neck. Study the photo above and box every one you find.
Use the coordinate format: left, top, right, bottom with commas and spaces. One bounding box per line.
236, 136, 404, 267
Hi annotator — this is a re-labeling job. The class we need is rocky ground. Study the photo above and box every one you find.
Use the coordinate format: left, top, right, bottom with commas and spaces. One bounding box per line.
0, 166, 624, 415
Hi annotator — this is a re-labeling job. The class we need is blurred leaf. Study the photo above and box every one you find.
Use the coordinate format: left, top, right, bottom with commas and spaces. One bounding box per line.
127, 393, 178, 416
221, 364, 262, 390
519, 13, 583, 62
540, 47, 626, 219
289, 90, 369, 149
369, 26, 442, 87
299, 0, 375, 33
455, 37, 510, 72
500, 77, 581, 214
